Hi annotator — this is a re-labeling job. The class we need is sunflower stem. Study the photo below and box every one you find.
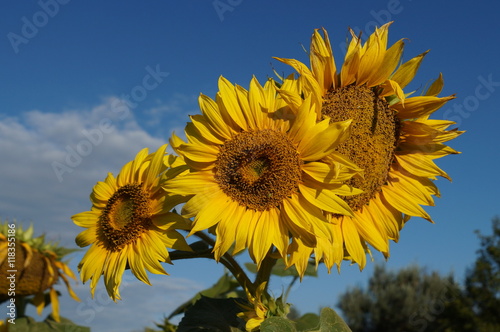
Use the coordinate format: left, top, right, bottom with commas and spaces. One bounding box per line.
253, 251, 277, 294
16, 296, 27, 318
221, 253, 255, 295
193, 231, 255, 295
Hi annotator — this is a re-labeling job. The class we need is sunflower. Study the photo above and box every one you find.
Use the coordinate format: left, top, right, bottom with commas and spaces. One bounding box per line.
238, 282, 269, 332
275, 22, 463, 271
164, 76, 363, 269
72, 144, 191, 300
0, 222, 80, 322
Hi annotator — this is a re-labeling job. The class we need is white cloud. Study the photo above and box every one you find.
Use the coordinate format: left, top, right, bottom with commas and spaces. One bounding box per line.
0, 97, 174, 246
0, 95, 248, 331
142, 93, 199, 140
24, 267, 204, 332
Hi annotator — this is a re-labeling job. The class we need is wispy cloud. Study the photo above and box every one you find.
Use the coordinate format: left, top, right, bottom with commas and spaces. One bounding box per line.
142, 92, 199, 140
23, 266, 204, 332
0, 95, 215, 330
0, 97, 169, 245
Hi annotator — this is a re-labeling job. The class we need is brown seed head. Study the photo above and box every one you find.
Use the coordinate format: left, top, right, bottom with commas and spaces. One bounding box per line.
322, 85, 400, 211
215, 129, 302, 211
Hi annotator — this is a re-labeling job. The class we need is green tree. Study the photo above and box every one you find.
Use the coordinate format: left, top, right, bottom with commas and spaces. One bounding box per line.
337, 264, 476, 332
465, 216, 500, 331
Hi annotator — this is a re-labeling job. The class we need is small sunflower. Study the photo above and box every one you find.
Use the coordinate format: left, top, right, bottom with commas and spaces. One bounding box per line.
0, 222, 80, 322
238, 282, 268, 331
72, 144, 191, 300
164, 76, 362, 268
276, 22, 463, 271
238, 282, 270, 331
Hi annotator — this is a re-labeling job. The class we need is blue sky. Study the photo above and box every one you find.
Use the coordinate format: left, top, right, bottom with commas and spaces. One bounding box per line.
1, 0, 499, 331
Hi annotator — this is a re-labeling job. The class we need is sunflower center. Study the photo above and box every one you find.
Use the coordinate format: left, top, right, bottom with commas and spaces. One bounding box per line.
99, 183, 152, 251
215, 129, 302, 211
322, 85, 400, 211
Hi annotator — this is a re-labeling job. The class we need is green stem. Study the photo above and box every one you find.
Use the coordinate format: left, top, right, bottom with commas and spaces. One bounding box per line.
16, 296, 27, 318
253, 251, 277, 293
283, 275, 299, 303
193, 231, 255, 295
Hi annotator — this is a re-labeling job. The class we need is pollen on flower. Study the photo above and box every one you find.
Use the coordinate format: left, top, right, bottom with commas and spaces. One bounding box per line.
215, 129, 302, 211
99, 183, 152, 251
322, 85, 400, 211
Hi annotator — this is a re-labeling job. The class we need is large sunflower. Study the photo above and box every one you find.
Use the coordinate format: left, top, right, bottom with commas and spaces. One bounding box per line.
0, 222, 80, 322
72, 145, 191, 300
275, 22, 463, 271
164, 76, 362, 268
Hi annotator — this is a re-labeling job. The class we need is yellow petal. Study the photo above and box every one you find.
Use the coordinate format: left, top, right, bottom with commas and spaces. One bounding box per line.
128, 244, 151, 285
380, 79, 406, 105
128, 148, 149, 183
33, 291, 45, 316
341, 217, 366, 269
382, 183, 432, 221
218, 76, 248, 131
371, 194, 403, 241
287, 238, 312, 278
164, 171, 214, 196
75, 228, 96, 248
351, 208, 389, 254
283, 194, 331, 241
58, 272, 80, 301
299, 181, 354, 217
181, 183, 220, 218
198, 94, 233, 139
274, 57, 323, 110
389, 169, 435, 206
235, 84, 257, 129
287, 96, 317, 145
395, 153, 450, 180
250, 210, 274, 268
179, 142, 219, 163
189, 114, 225, 145
425, 73, 444, 96
370, 39, 405, 87
357, 23, 389, 85
299, 119, 352, 161
213, 201, 241, 260
49, 287, 60, 322
302, 161, 339, 183
310, 28, 337, 93
161, 230, 192, 253
92, 179, 116, 203
136, 236, 167, 275
393, 95, 455, 119
340, 30, 362, 86
153, 212, 190, 230
247, 77, 268, 127
72, 210, 99, 228
144, 144, 168, 188
190, 191, 231, 235
391, 50, 429, 89
235, 208, 261, 256
269, 208, 289, 258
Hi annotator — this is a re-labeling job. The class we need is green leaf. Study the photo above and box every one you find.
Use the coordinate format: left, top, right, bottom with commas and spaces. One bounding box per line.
176, 296, 246, 332
245, 259, 318, 278
260, 317, 297, 332
168, 272, 242, 319
318, 307, 352, 332
294, 312, 320, 331
10, 315, 90, 332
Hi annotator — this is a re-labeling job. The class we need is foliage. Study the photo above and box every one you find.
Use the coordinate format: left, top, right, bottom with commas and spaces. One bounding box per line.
337, 216, 500, 332
145, 264, 351, 331
465, 216, 500, 331
337, 264, 475, 332
9, 315, 89, 332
